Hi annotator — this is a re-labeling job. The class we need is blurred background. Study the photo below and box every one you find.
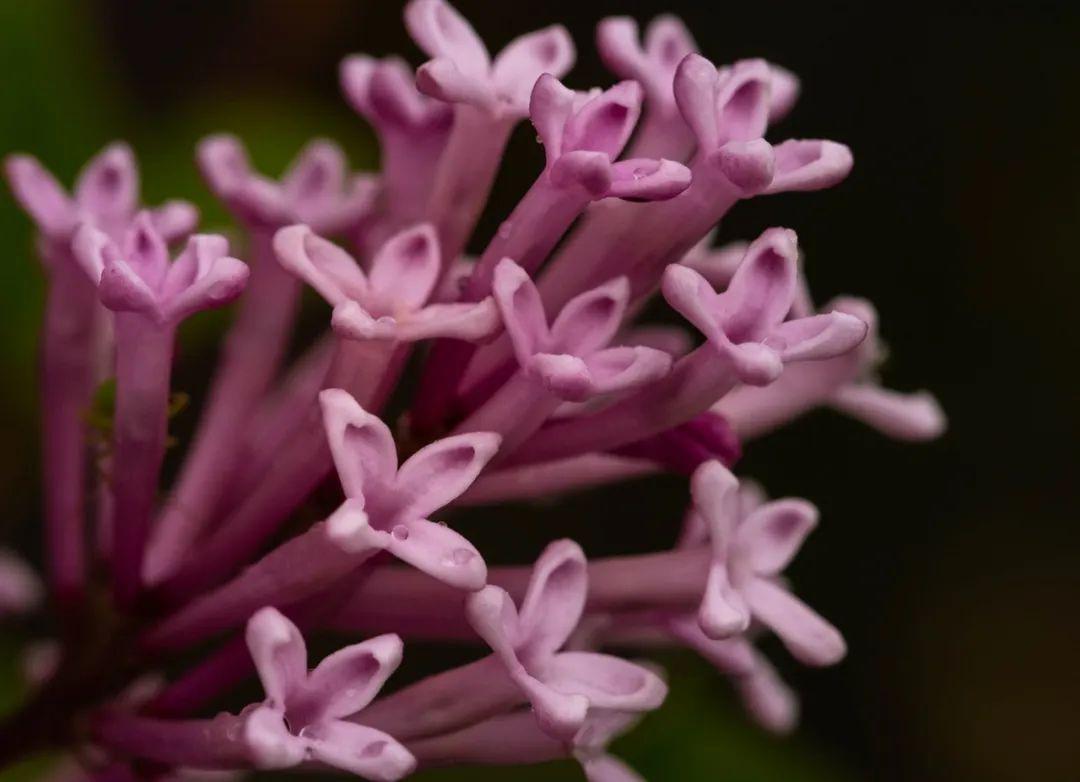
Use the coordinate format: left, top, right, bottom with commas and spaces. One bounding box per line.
1, 1, 1077, 781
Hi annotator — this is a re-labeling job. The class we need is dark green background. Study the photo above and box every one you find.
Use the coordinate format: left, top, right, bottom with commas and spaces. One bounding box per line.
1, 2, 1077, 781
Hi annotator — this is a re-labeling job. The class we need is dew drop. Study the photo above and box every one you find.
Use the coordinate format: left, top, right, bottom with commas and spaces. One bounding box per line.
391, 525, 410, 542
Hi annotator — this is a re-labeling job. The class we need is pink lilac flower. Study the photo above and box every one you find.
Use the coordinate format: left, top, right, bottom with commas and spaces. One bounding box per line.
0, 2, 945, 780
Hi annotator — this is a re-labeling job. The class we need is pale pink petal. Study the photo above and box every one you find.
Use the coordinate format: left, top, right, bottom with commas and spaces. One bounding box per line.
766, 311, 868, 363
540, 651, 668, 712
196, 134, 252, 197
562, 81, 642, 159
492, 257, 550, 363
304, 719, 416, 781
391, 299, 500, 342
606, 157, 691, 201
699, 561, 751, 638
714, 60, 772, 144
529, 73, 577, 161
516, 539, 587, 658
668, 616, 757, 676
161, 242, 248, 322
3, 154, 76, 236
716, 227, 799, 342
245, 607, 308, 707
743, 577, 846, 666
121, 213, 170, 291
766, 139, 854, 194
319, 388, 398, 498
768, 64, 801, 121
281, 139, 346, 209
735, 498, 818, 576
366, 223, 441, 311
582, 346, 673, 395
492, 26, 576, 112
387, 517, 487, 590
405, 0, 490, 78
149, 200, 199, 243
830, 385, 947, 441
304, 634, 403, 719
273, 224, 367, 306
582, 753, 645, 782
74, 142, 138, 220
673, 53, 720, 150
243, 705, 307, 769
466, 586, 589, 739
736, 655, 799, 734
394, 431, 502, 519
549, 277, 628, 356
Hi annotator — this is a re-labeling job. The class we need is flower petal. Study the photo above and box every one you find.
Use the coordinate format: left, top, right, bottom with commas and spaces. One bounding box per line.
699, 561, 751, 638
743, 577, 846, 666
767, 311, 868, 363
766, 139, 854, 194
243, 705, 307, 769
405, 0, 490, 77
304, 719, 416, 781
387, 518, 487, 590
394, 431, 502, 520
319, 388, 398, 499
736, 498, 818, 576
549, 276, 629, 356
304, 634, 403, 719
562, 81, 642, 159
466, 585, 588, 740
282, 139, 346, 209
74, 142, 138, 221
606, 158, 692, 201
3, 154, 76, 236
245, 607, 308, 707
714, 60, 772, 144
540, 651, 668, 712
366, 223, 441, 311
715, 227, 799, 343
274, 224, 367, 307
492, 25, 576, 113
830, 385, 947, 441
516, 539, 587, 658
493, 257, 550, 363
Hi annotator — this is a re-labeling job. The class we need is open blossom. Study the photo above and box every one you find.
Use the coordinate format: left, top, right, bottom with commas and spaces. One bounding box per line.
0, 2, 945, 780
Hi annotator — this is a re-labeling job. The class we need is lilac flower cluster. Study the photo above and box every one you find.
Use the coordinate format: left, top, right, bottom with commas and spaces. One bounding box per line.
1, 3, 945, 780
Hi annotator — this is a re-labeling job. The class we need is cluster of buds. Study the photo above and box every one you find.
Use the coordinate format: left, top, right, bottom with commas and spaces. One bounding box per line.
1, 3, 944, 780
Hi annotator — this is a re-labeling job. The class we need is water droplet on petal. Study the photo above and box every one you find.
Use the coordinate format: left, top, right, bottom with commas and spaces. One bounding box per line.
391, 525, 410, 542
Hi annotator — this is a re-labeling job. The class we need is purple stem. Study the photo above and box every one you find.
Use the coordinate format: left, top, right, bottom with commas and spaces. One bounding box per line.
412, 174, 590, 434
38, 251, 99, 605
157, 339, 401, 605
109, 312, 175, 608
94, 711, 251, 768
146, 230, 302, 585
538, 161, 744, 313
142, 506, 375, 652
505, 345, 740, 466
360, 655, 521, 742
330, 547, 711, 638
452, 373, 562, 457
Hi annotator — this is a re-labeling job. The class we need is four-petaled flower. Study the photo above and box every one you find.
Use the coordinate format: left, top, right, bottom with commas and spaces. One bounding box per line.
276, 223, 500, 343
689, 460, 846, 666
467, 540, 668, 740
242, 607, 415, 780
490, 258, 673, 402
72, 213, 248, 324
406, 0, 575, 118
321, 389, 499, 589
662, 227, 869, 386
